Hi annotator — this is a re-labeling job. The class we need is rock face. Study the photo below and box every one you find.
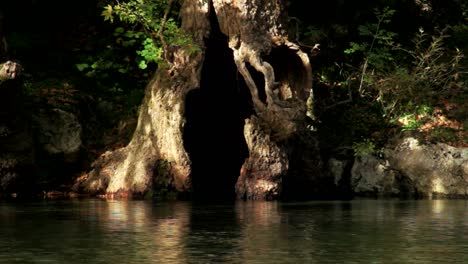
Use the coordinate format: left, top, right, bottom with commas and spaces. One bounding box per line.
351, 137, 467, 198
0, 143, 34, 193
351, 155, 415, 197
0, 58, 84, 195
34, 108, 82, 156
385, 137, 467, 198
0, 62, 34, 194
329, 158, 349, 186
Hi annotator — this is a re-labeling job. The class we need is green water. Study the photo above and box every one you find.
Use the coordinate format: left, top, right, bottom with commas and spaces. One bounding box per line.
0, 199, 466, 263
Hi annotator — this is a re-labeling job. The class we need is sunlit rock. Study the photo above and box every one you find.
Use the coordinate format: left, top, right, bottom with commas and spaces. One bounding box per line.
384, 137, 467, 198
351, 155, 409, 197
351, 137, 467, 198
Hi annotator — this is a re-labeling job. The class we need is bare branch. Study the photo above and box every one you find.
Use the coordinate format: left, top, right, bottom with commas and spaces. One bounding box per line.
158, 0, 175, 64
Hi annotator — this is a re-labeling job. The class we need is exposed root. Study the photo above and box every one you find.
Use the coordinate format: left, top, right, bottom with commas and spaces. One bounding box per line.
233, 47, 266, 112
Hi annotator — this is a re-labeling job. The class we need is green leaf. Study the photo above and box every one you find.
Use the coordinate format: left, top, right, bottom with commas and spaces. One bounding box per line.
115, 27, 125, 34
358, 25, 372, 36
122, 39, 137, 47
101, 5, 114, 22
344, 42, 367, 54
76, 63, 89, 72
138, 60, 148, 69
124, 31, 135, 38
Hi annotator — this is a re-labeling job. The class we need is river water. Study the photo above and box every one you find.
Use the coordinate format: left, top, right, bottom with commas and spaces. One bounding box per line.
0, 199, 466, 263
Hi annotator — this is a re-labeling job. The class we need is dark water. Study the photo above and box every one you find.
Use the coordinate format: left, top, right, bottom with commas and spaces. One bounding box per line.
0, 199, 467, 264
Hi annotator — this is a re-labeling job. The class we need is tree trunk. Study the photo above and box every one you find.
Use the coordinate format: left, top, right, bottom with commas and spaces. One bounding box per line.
77, 0, 324, 200
0, 61, 21, 81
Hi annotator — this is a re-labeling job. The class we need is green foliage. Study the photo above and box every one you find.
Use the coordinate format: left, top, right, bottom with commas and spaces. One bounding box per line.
75, 24, 158, 77
344, 8, 397, 57
376, 28, 464, 117
397, 114, 422, 132
428, 127, 460, 143
310, 3, 466, 154
344, 7, 398, 95
101, 0, 199, 66
22, 77, 80, 112
136, 37, 163, 69
73, 0, 200, 122
352, 139, 376, 157
316, 96, 388, 157
73, 0, 201, 106
340, 7, 465, 137
390, 105, 433, 132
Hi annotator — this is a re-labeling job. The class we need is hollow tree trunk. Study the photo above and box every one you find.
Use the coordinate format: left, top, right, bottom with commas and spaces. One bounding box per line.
76, 1, 210, 198
77, 0, 323, 200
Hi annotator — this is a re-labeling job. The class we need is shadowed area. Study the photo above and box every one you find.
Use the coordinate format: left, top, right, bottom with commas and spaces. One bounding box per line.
265, 46, 309, 101
183, 6, 254, 200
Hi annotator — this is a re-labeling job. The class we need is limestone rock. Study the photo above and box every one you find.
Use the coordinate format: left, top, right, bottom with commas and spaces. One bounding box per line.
329, 158, 348, 186
350, 137, 467, 198
384, 137, 467, 198
351, 155, 405, 196
34, 108, 82, 155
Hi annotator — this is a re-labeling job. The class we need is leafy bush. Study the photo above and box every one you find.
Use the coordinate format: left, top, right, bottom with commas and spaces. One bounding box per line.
73, 0, 201, 112
391, 105, 433, 132
376, 28, 464, 115
352, 139, 376, 157
101, 0, 198, 66
343, 7, 465, 138
312, 5, 466, 153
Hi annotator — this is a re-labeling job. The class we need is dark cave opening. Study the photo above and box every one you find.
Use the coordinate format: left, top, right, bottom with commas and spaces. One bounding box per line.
183, 6, 254, 201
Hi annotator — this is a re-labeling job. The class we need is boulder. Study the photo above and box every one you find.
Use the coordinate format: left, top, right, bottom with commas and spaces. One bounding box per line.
329, 158, 349, 186
384, 137, 467, 198
350, 137, 467, 198
351, 155, 415, 197
0, 65, 35, 193
33, 108, 82, 156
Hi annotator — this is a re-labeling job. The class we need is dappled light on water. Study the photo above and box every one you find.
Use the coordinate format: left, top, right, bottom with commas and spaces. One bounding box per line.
0, 200, 466, 263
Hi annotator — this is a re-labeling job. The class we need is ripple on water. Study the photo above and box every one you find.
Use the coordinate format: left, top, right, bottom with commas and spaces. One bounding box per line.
0, 199, 466, 263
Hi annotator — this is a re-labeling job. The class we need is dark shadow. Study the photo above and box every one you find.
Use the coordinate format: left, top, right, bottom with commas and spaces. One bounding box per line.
265, 45, 308, 101
183, 4, 254, 201
245, 63, 266, 104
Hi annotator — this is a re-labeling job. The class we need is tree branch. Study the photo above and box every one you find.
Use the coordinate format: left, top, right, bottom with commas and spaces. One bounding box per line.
158, 0, 175, 64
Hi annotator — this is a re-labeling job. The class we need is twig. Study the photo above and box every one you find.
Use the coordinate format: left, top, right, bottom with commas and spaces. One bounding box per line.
288, 17, 321, 51
158, 0, 175, 64
358, 15, 382, 96
325, 81, 353, 110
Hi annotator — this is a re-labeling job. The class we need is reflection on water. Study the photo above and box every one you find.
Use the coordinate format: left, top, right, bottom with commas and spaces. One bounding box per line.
0, 199, 467, 263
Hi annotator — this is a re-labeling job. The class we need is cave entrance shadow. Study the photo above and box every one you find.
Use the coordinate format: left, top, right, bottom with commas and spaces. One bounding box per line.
183, 8, 254, 201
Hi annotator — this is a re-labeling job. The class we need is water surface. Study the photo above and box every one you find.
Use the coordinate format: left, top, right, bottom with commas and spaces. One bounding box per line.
0, 199, 466, 263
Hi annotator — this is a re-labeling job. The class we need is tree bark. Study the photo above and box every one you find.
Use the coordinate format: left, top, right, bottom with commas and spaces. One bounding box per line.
212, 0, 316, 200
77, 0, 322, 200
0, 61, 21, 81
76, 0, 210, 198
